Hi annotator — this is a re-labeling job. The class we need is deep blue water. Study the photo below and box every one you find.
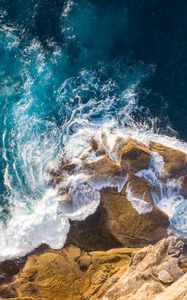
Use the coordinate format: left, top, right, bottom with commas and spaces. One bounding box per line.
0, 0, 187, 258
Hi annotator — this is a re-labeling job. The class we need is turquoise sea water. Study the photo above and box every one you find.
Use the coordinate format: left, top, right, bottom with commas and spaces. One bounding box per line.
0, 0, 187, 259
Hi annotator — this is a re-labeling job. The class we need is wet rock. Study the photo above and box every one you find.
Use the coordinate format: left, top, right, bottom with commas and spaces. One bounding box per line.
149, 141, 187, 178
180, 175, 187, 198
66, 184, 169, 250
1, 138, 186, 299
119, 139, 151, 173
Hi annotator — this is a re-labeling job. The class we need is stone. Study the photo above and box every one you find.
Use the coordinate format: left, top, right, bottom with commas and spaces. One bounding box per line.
0, 246, 134, 300
119, 139, 151, 173
154, 272, 187, 300
2, 138, 186, 299
158, 270, 174, 283
103, 236, 184, 300
149, 141, 187, 178
0, 237, 185, 300
65, 142, 169, 250
66, 177, 169, 251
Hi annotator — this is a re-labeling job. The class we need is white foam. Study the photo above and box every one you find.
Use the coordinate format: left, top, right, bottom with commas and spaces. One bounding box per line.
2, 114, 187, 261
0, 189, 70, 261
169, 201, 187, 240
90, 176, 127, 193
56, 172, 100, 221
136, 150, 187, 239
126, 183, 153, 214
4, 166, 12, 191
62, 0, 74, 17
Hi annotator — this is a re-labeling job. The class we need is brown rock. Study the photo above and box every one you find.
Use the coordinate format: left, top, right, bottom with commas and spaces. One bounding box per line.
82, 155, 127, 183
0, 237, 185, 300
1, 138, 187, 300
179, 256, 187, 273
121, 173, 153, 202
0, 259, 22, 284
119, 139, 151, 173
100, 186, 169, 247
64, 140, 169, 251
66, 181, 169, 250
0, 246, 135, 300
149, 141, 187, 178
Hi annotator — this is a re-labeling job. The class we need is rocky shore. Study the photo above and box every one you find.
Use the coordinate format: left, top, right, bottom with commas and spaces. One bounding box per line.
1, 138, 187, 299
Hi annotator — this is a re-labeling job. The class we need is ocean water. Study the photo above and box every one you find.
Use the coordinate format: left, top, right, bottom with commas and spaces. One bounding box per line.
0, 0, 187, 260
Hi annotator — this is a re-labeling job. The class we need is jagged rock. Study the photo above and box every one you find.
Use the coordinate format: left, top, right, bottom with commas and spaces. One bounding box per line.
66, 197, 169, 250
154, 272, 187, 300
103, 236, 184, 300
49, 138, 187, 251
100, 185, 168, 246
1, 138, 186, 299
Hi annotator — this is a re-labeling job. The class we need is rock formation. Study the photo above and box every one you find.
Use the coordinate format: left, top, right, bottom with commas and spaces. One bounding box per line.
1, 137, 187, 299
0, 246, 135, 299
66, 182, 169, 250
0, 236, 187, 300
51, 138, 176, 250
103, 236, 184, 300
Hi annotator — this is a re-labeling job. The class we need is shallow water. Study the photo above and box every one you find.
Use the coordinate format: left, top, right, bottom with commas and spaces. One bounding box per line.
0, 0, 187, 260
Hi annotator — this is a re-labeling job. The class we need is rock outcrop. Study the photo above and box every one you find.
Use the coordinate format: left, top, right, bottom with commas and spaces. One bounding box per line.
104, 236, 184, 300
154, 272, 187, 300
52, 138, 173, 250
0, 246, 135, 300
0, 236, 186, 300
66, 182, 169, 250
149, 141, 187, 178
1, 137, 187, 299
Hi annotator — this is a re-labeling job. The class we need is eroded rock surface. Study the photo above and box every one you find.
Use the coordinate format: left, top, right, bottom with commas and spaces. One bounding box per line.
66, 182, 169, 251
0, 246, 135, 300
1, 137, 187, 299
150, 141, 187, 178
154, 272, 187, 300
0, 237, 186, 300
103, 236, 184, 300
